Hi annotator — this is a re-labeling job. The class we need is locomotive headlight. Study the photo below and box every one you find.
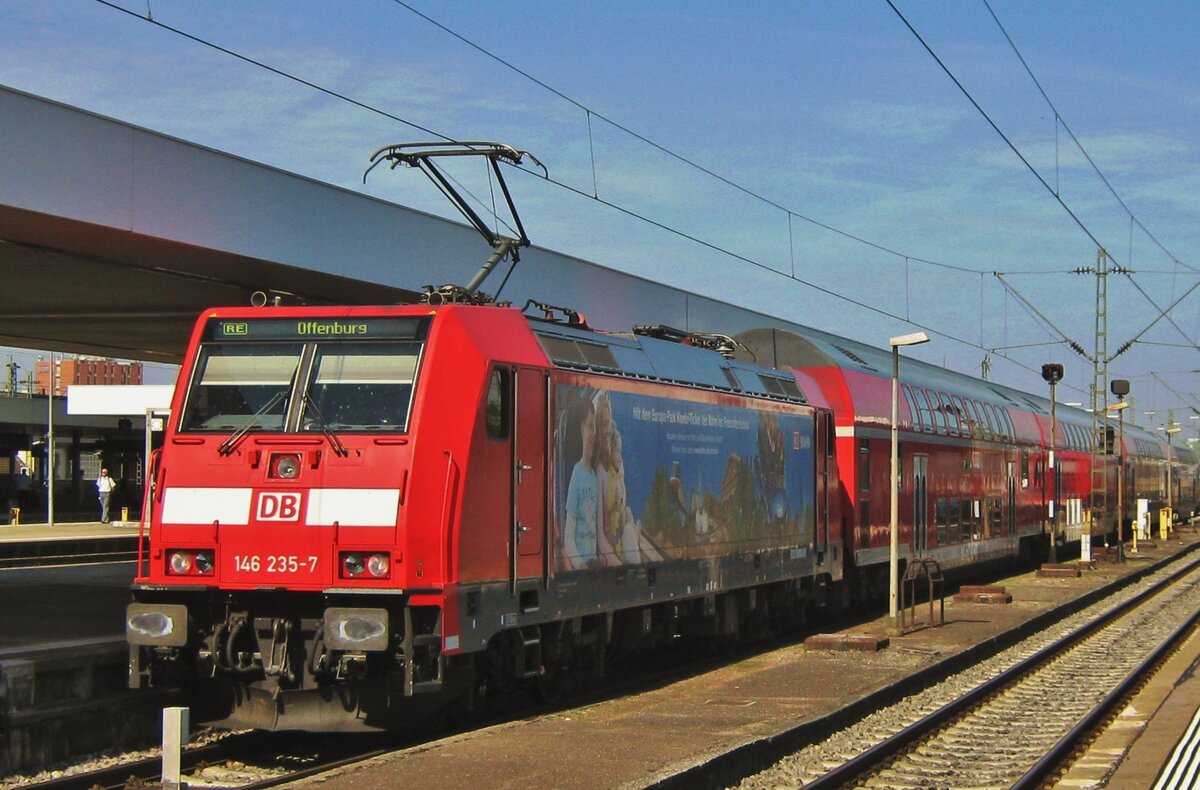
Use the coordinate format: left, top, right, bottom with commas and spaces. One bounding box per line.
194, 551, 214, 574
323, 607, 389, 651
169, 551, 193, 575
269, 453, 302, 480
339, 552, 391, 579
366, 553, 390, 578
342, 553, 365, 577
167, 550, 215, 576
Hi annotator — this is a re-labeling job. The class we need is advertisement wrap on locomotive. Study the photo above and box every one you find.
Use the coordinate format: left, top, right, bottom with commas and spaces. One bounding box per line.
552, 382, 816, 572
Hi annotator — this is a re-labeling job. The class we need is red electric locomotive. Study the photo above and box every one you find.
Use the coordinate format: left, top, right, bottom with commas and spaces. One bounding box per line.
126, 303, 838, 729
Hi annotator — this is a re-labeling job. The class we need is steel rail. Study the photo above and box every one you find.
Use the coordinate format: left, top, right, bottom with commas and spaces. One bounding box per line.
801, 553, 1200, 790
1014, 602, 1200, 787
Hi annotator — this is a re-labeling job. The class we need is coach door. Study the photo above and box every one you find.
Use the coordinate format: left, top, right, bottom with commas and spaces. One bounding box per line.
1006, 460, 1017, 535
512, 367, 548, 589
815, 411, 831, 558
913, 455, 929, 553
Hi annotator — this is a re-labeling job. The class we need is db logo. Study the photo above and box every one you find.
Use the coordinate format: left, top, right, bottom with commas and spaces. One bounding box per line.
257, 492, 302, 522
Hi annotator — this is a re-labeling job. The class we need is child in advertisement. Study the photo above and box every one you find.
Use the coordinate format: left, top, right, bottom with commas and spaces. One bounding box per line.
593, 392, 641, 565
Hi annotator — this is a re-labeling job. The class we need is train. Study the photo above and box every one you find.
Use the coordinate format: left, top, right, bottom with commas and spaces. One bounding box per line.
124, 298, 1198, 731
125, 142, 1199, 731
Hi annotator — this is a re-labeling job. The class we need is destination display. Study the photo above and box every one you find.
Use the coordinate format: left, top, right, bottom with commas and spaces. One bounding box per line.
204, 316, 429, 342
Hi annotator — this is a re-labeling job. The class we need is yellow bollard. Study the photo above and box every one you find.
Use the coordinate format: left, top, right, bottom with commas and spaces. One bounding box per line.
9, 507, 18, 526
121, 507, 129, 523
1160, 507, 1172, 541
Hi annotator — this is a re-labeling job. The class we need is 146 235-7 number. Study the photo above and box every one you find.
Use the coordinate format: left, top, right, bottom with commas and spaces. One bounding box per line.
233, 554, 318, 573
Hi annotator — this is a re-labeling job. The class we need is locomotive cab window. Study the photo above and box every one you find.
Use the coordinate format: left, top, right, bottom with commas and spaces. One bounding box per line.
303, 343, 420, 432
180, 343, 303, 431
485, 368, 510, 439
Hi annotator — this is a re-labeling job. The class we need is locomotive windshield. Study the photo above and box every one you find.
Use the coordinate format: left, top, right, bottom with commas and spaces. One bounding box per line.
180, 343, 303, 431
301, 343, 419, 431
179, 316, 429, 434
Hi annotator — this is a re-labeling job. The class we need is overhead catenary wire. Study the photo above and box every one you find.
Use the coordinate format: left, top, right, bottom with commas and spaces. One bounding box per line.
981, 0, 1197, 276
993, 273, 1088, 356
86, 1, 1000, 342
388, 0, 994, 278
82, 0, 1130, 394
1119, 273, 1200, 357
884, 0, 1127, 275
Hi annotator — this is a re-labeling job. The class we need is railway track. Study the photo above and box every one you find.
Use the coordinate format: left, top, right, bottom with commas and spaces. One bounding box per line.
21, 551, 1195, 790
19, 730, 401, 790
0, 534, 142, 569
22, 625, 784, 790
735, 552, 1200, 789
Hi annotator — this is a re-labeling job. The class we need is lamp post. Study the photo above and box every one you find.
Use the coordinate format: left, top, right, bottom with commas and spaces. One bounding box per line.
46, 353, 55, 527
890, 331, 930, 633
1042, 364, 1064, 563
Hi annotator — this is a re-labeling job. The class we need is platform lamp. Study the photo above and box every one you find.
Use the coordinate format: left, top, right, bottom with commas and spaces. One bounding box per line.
1041, 363, 1064, 563
890, 331, 930, 633
1108, 379, 1130, 562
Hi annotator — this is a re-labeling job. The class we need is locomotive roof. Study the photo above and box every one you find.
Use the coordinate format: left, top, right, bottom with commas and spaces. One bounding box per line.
529, 319, 807, 405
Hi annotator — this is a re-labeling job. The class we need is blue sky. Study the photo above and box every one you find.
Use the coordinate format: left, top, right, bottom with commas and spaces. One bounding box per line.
2, 1, 1199, 426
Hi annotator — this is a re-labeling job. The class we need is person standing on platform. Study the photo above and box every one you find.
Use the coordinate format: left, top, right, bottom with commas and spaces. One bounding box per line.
15, 468, 31, 510
96, 468, 116, 523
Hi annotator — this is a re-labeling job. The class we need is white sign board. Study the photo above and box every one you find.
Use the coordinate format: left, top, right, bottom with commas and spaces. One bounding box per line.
66, 385, 173, 416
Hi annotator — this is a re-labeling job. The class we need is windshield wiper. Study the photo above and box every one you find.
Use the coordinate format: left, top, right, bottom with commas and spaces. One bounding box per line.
301, 395, 349, 457
217, 390, 289, 457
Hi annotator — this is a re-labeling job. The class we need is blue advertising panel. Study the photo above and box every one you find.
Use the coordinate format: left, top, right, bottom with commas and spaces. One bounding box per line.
554, 383, 815, 572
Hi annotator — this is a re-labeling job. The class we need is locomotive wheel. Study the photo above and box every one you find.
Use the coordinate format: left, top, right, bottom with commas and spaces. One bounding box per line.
535, 625, 577, 703
535, 658, 573, 703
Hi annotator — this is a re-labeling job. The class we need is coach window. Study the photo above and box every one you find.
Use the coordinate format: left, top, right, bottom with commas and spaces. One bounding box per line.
939, 393, 960, 435
859, 440, 870, 492
978, 401, 995, 440
998, 406, 1012, 439
902, 385, 919, 430
935, 498, 948, 545
987, 405, 1002, 438
966, 399, 985, 439
949, 498, 961, 543
915, 389, 934, 432
928, 391, 947, 434
951, 395, 972, 437
485, 368, 510, 439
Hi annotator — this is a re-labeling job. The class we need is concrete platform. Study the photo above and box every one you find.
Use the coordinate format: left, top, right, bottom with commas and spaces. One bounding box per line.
0, 520, 141, 544
285, 533, 1200, 790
